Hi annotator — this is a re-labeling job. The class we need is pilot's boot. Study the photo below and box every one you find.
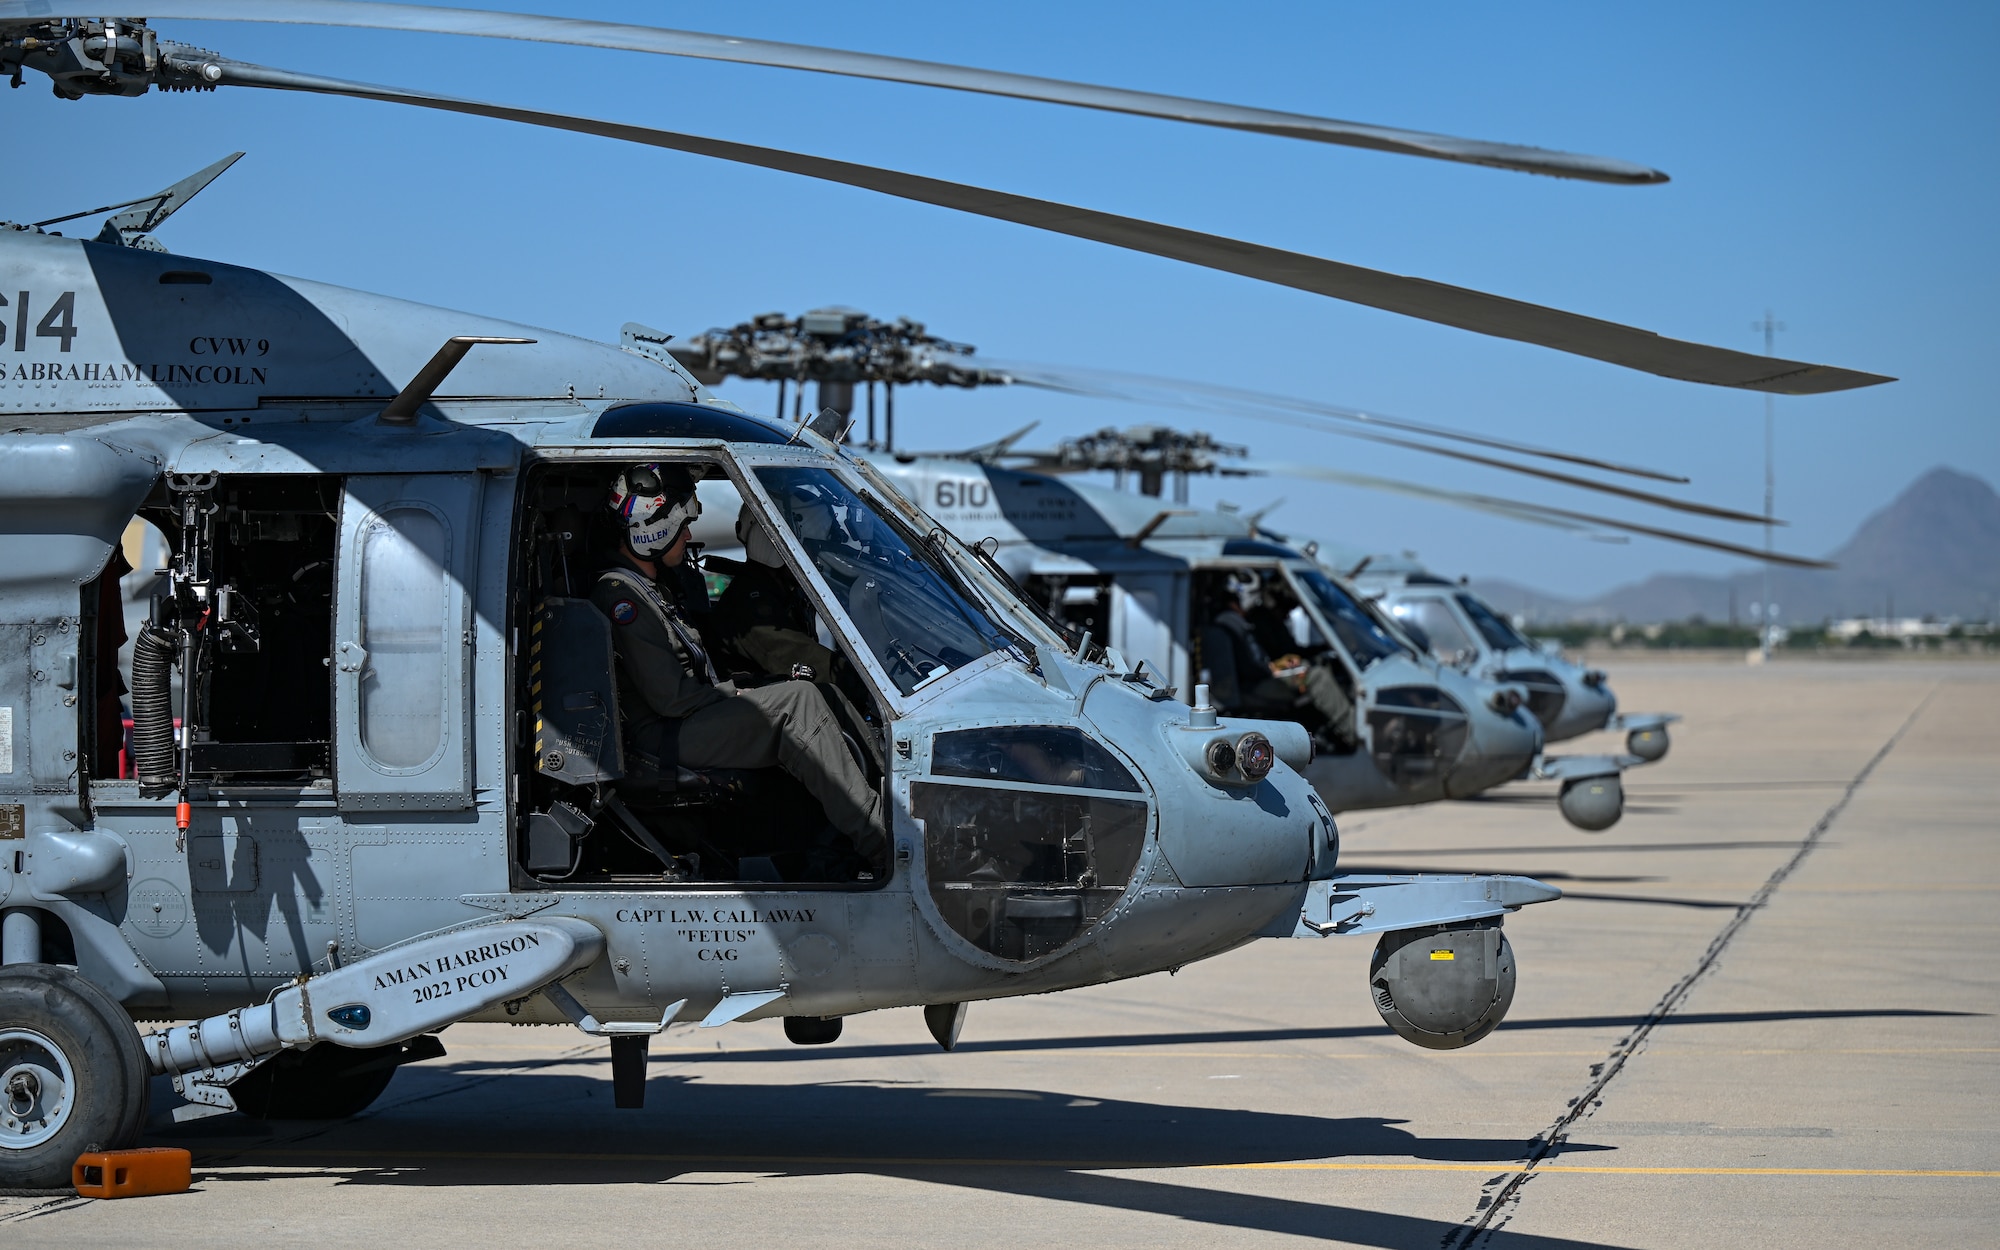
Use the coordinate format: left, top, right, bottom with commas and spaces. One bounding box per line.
682, 681, 888, 863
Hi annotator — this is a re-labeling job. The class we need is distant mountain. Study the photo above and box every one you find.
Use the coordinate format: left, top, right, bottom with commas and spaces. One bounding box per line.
1471, 468, 2000, 624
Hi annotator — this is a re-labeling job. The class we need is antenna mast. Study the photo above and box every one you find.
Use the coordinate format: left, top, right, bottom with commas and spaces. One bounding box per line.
1752, 310, 1787, 660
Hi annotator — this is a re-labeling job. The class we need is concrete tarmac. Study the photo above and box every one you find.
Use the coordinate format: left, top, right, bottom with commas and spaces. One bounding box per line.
4, 660, 1994, 1247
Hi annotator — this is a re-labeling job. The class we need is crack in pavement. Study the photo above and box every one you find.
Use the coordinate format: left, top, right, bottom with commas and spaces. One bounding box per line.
1443, 687, 1937, 1249
0, 1193, 93, 1224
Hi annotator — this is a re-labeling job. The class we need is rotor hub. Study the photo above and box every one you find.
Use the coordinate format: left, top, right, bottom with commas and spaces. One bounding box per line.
668, 308, 1005, 390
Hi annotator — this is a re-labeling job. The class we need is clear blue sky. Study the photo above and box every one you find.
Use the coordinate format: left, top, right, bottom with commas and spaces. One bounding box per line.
11, 1, 1996, 595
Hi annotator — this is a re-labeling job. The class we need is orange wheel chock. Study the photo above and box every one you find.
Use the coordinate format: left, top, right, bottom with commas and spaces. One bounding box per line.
72, 1147, 192, 1199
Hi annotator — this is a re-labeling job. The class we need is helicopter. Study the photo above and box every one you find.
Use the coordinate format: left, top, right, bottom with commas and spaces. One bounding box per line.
1352, 556, 1679, 759
0, 4, 1886, 1189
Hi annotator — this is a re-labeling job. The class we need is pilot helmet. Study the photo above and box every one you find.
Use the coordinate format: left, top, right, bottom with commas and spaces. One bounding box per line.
782, 484, 840, 544
735, 502, 786, 569
838, 500, 875, 547
609, 463, 701, 557
1227, 571, 1264, 612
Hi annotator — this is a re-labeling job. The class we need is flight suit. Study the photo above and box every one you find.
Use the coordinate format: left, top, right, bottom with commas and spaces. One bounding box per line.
1203, 607, 1303, 717
706, 555, 836, 681
1303, 657, 1360, 753
1204, 607, 1359, 748
591, 560, 887, 860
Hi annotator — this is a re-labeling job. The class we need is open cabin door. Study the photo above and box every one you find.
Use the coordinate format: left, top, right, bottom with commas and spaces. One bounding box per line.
333, 474, 481, 811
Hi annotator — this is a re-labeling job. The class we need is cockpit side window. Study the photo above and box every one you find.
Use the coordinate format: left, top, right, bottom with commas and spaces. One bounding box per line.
1394, 597, 1480, 663
1456, 593, 1531, 651
918, 726, 1150, 962
932, 726, 1142, 792
1291, 568, 1406, 670
755, 466, 1017, 695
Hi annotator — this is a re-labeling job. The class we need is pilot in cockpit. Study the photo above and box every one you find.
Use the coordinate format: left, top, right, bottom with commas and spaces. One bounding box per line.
1205, 573, 1359, 753
707, 502, 837, 682
706, 502, 887, 780
590, 464, 887, 867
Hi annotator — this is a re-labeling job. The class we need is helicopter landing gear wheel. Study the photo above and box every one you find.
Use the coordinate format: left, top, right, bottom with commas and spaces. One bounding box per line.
0, 965, 150, 1190
1559, 775, 1624, 832
1627, 725, 1670, 762
227, 1043, 404, 1121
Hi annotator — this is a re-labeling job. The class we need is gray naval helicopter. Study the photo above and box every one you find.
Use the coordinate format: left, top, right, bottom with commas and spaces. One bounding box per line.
1353, 554, 1680, 761
0, 3, 1887, 1187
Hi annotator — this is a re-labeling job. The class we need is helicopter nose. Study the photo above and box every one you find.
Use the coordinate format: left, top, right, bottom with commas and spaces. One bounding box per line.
1555, 676, 1618, 740
1445, 695, 1543, 797
1080, 685, 1321, 891
1149, 742, 1325, 888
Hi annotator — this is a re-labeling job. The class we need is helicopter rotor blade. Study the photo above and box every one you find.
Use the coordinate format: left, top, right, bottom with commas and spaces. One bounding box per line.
60, 0, 1671, 184
980, 359, 1690, 483
1249, 468, 1602, 537
957, 362, 1772, 523
1240, 461, 1834, 568
194, 60, 1890, 395
1309, 428, 1777, 525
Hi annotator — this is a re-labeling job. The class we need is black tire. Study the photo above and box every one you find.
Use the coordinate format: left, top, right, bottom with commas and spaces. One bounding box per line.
0, 964, 148, 1189
55, 969, 151, 1149
227, 1043, 401, 1121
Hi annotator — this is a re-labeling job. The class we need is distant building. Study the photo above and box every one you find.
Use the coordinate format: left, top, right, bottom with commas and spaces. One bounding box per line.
1826, 617, 1989, 643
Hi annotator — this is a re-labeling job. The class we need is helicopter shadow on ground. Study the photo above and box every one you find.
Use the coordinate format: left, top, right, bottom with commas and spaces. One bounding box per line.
154, 1006, 1974, 1089
151, 1069, 1589, 1167
146, 1073, 1637, 1250
595, 1006, 1979, 1065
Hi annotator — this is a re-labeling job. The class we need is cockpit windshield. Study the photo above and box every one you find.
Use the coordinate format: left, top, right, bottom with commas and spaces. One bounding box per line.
846, 455, 1074, 655
757, 466, 1018, 695
1291, 567, 1408, 670
1390, 597, 1480, 663
1456, 592, 1532, 652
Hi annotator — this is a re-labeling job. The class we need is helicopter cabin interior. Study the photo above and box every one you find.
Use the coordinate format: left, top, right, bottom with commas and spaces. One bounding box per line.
1188, 565, 1362, 753
86, 473, 342, 795
1023, 562, 1364, 751
512, 458, 890, 891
